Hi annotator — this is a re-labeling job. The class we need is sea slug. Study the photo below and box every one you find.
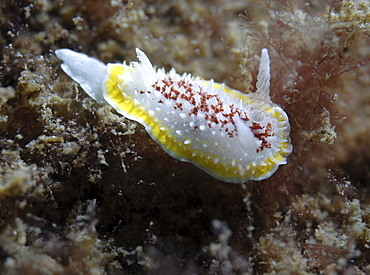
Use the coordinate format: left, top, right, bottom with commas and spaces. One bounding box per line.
55, 48, 292, 183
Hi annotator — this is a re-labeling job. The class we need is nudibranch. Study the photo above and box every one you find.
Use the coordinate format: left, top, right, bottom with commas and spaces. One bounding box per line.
55, 48, 292, 183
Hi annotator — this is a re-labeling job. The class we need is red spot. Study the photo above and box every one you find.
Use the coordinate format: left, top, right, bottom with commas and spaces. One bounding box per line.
250, 122, 274, 153
209, 114, 218, 124
174, 102, 183, 110
190, 106, 199, 116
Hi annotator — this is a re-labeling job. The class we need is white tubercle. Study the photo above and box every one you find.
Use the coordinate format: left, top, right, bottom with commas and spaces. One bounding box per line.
131, 48, 157, 91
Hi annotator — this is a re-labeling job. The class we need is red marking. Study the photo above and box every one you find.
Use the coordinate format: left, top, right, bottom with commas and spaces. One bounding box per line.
151, 77, 252, 136
250, 122, 274, 153
190, 106, 199, 116
174, 102, 183, 110
209, 114, 218, 124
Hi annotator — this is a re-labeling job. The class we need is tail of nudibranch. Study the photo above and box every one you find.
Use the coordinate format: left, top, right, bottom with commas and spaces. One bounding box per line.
55, 49, 108, 104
